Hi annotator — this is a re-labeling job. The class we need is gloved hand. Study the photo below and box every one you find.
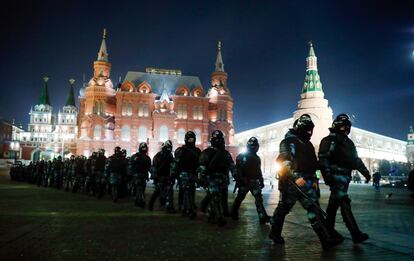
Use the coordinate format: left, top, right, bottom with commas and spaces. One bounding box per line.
295, 177, 306, 187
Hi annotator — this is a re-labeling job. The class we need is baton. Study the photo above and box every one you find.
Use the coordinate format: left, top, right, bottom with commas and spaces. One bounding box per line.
288, 179, 328, 217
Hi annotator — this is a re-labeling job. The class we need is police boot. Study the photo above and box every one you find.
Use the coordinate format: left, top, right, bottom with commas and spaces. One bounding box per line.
148, 193, 157, 211
326, 200, 344, 244
309, 217, 338, 251
269, 215, 285, 244
200, 195, 210, 213
340, 200, 369, 244
231, 199, 242, 221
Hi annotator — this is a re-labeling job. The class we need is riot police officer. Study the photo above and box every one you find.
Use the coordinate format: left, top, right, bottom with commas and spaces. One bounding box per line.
129, 143, 151, 208
269, 114, 341, 250
199, 130, 235, 226
231, 137, 270, 223
319, 114, 371, 244
53, 156, 64, 189
149, 140, 174, 211
106, 146, 127, 202
94, 149, 107, 198
170, 131, 201, 218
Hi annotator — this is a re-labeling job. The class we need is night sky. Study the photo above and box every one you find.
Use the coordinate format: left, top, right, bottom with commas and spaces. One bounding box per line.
1, 0, 414, 140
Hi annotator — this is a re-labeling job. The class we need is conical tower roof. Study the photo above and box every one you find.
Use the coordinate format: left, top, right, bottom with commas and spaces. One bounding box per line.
97, 29, 108, 62
39, 76, 51, 105
302, 41, 323, 94
215, 41, 225, 72
66, 79, 76, 106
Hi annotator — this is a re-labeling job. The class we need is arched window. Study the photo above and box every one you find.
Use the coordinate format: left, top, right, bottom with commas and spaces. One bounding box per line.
127, 102, 132, 116
100, 101, 104, 114
159, 125, 168, 142
122, 101, 127, 116
195, 129, 201, 145
121, 125, 131, 141
177, 128, 185, 144
93, 125, 102, 140
138, 126, 147, 142
93, 101, 99, 114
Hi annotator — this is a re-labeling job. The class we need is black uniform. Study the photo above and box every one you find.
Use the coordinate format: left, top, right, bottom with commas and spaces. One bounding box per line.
199, 132, 235, 226
231, 146, 269, 223
269, 114, 341, 250
149, 148, 174, 210
170, 144, 201, 218
129, 150, 151, 207
106, 149, 127, 202
93, 152, 107, 198
319, 117, 371, 244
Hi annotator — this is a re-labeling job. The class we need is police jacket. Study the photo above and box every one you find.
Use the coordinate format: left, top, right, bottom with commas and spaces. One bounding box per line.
172, 145, 201, 174
152, 151, 173, 178
235, 151, 263, 181
129, 152, 151, 177
199, 147, 235, 180
277, 129, 318, 181
318, 130, 369, 179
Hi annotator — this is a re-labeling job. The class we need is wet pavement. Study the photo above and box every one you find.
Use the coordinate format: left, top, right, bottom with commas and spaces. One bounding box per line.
0, 168, 413, 260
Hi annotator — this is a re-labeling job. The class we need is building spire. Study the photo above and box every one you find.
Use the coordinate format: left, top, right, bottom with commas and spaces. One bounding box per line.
215, 41, 225, 72
39, 76, 51, 105
97, 28, 109, 62
302, 41, 323, 94
308, 41, 316, 57
66, 79, 76, 107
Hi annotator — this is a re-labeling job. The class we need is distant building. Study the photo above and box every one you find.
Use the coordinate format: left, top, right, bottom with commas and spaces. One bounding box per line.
407, 126, 414, 165
76, 30, 236, 158
235, 42, 409, 177
16, 78, 78, 161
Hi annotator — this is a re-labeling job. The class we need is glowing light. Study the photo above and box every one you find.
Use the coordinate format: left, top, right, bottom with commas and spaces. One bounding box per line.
274, 162, 282, 172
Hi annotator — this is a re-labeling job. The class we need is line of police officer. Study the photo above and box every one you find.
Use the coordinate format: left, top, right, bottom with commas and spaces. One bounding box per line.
10, 113, 370, 250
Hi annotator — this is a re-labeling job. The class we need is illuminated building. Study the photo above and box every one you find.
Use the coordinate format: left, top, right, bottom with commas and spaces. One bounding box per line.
76, 30, 235, 157
235, 42, 410, 177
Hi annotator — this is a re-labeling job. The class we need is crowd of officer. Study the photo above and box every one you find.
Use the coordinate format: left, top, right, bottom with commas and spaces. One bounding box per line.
9, 114, 374, 250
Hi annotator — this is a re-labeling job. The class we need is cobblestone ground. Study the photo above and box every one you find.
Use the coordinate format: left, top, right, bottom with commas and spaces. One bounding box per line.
0, 168, 413, 261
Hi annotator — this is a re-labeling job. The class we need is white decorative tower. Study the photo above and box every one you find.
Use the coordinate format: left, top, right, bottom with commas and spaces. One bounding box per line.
56, 79, 78, 156
293, 42, 333, 149
28, 76, 55, 146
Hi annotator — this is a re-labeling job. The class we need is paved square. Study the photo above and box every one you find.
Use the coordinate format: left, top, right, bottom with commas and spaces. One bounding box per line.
0, 168, 413, 260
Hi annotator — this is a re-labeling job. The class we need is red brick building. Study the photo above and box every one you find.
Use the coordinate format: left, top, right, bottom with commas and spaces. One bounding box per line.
77, 30, 236, 158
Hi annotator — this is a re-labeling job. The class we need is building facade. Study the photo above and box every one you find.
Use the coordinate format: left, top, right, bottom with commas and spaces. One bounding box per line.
76, 31, 235, 158
235, 42, 410, 178
16, 78, 78, 161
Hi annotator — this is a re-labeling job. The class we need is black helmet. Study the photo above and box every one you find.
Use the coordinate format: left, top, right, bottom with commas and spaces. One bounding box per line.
332, 114, 352, 134
211, 130, 225, 149
114, 146, 121, 154
57, 156, 62, 161
121, 149, 127, 157
98, 148, 105, 156
294, 114, 314, 141
246, 137, 259, 153
139, 142, 148, 154
185, 131, 196, 146
162, 140, 173, 153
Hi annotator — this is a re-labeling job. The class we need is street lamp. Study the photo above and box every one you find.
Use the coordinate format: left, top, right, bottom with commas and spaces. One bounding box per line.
10, 140, 20, 163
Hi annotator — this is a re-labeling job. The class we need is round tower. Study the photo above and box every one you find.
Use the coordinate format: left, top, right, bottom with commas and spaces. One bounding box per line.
293, 42, 333, 149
